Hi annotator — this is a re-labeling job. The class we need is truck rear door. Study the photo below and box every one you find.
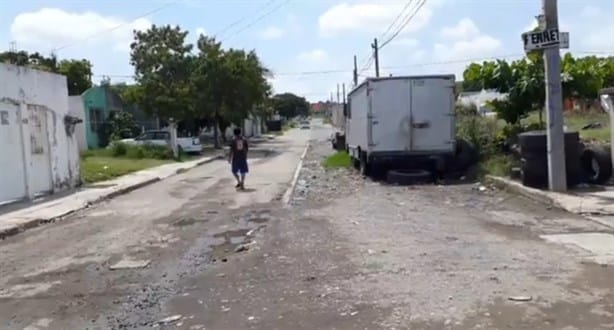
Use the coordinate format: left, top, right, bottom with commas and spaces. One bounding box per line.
369, 79, 411, 152
409, 77, 455, 152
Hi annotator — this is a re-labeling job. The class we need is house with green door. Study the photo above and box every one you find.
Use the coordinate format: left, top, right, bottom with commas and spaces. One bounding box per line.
82, 85, 124, 149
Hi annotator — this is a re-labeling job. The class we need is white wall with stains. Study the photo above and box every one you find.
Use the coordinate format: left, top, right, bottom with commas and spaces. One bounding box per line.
68, 96, 87, 152
0, 63, 80, 204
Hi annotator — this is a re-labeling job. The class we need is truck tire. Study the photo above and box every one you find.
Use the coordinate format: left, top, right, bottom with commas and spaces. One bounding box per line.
386, 169, 432, 185
451, 138, 479, 172
580, 147, 612, 185
359, 154, 371, 177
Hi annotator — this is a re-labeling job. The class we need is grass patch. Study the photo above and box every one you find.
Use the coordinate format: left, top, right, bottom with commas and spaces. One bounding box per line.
523, 110, 610, 143
479, 154, 519, 177
322, 151, 352, 169
81, 157, 171, 184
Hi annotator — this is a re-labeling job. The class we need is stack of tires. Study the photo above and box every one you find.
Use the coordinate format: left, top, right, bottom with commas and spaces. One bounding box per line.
580, 145, 612, 185
518, 131, 582, 188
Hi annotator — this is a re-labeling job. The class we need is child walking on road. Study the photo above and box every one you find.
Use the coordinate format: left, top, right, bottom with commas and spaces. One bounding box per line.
228, 128, 249, 190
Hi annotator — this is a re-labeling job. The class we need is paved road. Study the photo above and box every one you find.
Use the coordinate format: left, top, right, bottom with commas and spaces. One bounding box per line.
0, 124, 318, 329
3, 118, 614, 329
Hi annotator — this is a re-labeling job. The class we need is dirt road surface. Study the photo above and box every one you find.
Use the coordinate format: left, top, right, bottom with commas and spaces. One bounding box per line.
2, 119, 614, 329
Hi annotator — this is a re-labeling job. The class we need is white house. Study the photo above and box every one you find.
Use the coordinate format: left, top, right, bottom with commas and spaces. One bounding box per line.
0, 63, 81, 204
457, 89, 508, 116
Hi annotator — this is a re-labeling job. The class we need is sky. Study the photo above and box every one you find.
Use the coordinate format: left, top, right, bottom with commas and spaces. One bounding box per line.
1, 0, 613, 102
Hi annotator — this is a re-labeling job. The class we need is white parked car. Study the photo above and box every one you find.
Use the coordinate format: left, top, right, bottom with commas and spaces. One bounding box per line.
119, 130, 202, 154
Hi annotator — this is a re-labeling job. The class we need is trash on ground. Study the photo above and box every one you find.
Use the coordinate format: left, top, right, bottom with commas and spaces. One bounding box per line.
158, 315, 182, 324
109, 258, 151, 270
508, 295, 532, 302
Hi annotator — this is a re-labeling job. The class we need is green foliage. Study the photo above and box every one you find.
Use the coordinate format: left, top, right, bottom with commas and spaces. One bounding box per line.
323, 151, 352, 169
480, 154, 519, 177
81, 157, 170, 184
57, 59, 93, 95
130, 25, 194, 120
272, 93, 310, 119
456, 113, 498, 157
0, 50, 92, 95
110, 141, 128, 157
108, 141, 174, 160
109, 112, 139, 141
461, 54, 614, 125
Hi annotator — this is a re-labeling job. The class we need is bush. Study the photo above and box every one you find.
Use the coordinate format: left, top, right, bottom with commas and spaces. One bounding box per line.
126, 145, 146, 159
456, 113, 498, 157
110, 142, 128, 156
129, 144, 174, 160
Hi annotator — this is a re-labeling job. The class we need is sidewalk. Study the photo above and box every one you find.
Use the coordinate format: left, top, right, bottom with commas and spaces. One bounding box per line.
0, 154, 221, 239
488, 175, 614, 215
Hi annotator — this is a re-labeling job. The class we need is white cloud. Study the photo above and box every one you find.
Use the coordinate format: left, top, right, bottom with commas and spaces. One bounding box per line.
318, 1, 437, 37
259, 26, 286, 40
441, 18, 479, 40
10, 8, 151, 53
297, 49, 329, 62
431, 19, 503, 77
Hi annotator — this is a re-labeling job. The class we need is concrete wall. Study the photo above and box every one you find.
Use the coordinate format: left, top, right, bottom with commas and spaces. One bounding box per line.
0, 63, 80, 204
68, 96, 87, 151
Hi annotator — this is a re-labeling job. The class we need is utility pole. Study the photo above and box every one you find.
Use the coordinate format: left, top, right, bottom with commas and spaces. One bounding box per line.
543, 0, 567, 191
342, 83, 346, 104
353, 55, 358, 86
337, 84, 340, 104
371, 38, 380, 78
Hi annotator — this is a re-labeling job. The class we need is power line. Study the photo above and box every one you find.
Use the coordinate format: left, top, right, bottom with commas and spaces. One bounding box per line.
379, 0, 426, 50
213, 0, 277, 38
53, 2, 177, 52
221, 0, 291, 43
93, 50, 614, 79
379, 0, 414, 41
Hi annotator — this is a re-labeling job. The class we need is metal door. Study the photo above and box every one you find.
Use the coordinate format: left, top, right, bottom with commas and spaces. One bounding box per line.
0, 103, 27, 203
409, 78, 455, 152
27, 105, 53, 196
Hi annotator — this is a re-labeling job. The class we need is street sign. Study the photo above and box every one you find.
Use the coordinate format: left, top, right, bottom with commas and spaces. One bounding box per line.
521, 28, 569, 52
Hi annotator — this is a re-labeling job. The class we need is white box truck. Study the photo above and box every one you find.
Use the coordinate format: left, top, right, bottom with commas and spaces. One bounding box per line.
346, 75, 456, 177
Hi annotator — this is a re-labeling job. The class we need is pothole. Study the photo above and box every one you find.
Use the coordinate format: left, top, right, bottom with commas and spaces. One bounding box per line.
172, 217, 208, 227
210, 229, 250, 261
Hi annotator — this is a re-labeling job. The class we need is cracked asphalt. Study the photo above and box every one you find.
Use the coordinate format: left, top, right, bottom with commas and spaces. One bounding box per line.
2, 119, 614, 329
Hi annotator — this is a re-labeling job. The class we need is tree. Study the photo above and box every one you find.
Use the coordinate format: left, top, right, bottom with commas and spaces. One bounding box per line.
57, 59, 93, 95
272, 93, 310, 119
0, 50, 92, 95
130, 24, 194, 121
109, 111, 139, 140
192, 36, 272, 147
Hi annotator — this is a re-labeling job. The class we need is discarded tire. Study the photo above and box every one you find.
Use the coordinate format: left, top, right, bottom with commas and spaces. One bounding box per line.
580, 146, 612, 185
386, 169, 433, 185
518, 130, 582, 187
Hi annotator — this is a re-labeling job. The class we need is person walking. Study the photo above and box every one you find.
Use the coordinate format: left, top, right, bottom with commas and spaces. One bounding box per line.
228, 128, 249, 190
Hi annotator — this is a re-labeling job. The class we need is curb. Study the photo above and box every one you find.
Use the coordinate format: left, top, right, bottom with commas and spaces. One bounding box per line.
486, 175, 558, 207
0, 155, 221, 240
282, 142, 311, 205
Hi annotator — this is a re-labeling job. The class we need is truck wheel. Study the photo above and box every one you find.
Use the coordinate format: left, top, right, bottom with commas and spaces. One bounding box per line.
580, 147, 612, 185
386, 169, 432, 185
359, 154, 370, 177
452, 139, 479, 172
